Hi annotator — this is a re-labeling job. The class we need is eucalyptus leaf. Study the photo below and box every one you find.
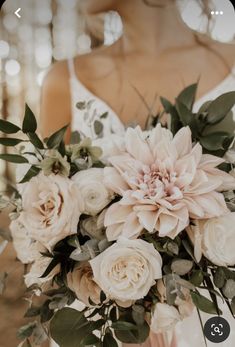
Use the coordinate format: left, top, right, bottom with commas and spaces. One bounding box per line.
175, 100, 193, 126
177, 83, 197, 110
167, 241, 179, 255
114, 320, 149, 344
132, 305, 145, 326
191, 291, 222, 315
0, 138, 23, 146
190, 270, 204, 287
17, 322, 36, 339
0, 119, 21, 134
206, 91, 235, 124
222, 279, 235, 299
24, 306, 41, 318
214, 267, 226, 289
171, 259, 193, 276
70, 131, 81, 144
112, 321, 138, 331
22, 104, 37, 133
0, 154, 28, 164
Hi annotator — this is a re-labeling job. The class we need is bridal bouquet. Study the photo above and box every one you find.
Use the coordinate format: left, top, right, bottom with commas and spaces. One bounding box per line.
1, 84, 235, 347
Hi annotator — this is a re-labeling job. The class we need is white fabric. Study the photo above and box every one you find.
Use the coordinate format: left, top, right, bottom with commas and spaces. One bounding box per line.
50, 58, 235, 347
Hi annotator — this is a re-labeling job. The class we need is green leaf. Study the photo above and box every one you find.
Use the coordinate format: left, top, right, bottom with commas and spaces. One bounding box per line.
100, 111, 109, 119
81, 334, 100, 346
200, 132, 232, 151
177, 83, 198, 110
100, 290, 106, 303
109, 306, 118, 322
175, 100, 193, 126
222, 279, 235, 299
46, 125, 68, 149
103, 332, 118, 347
40, 257, 60, 278
0, 138, 23, 146
214, 267, 226, 289
21, 339, 32, 347
190, 270, 204, 287
132, 305, 145, 326
22, 104, 37, 133
206, 91, 235, 125
24, 306, 41, 318
112, 321, 138, 331
40, 300, 54, 323
160, 97, 182, 135
70, 131, 81, 144
114, 320, 149, 344
171, 259, 193, 276
50, 308, 88, 347
0, 119, 21, 134
191, 291, 222, 315
27, 132, 44, 149
19, 166, 41, 184
0, 154, 28, 163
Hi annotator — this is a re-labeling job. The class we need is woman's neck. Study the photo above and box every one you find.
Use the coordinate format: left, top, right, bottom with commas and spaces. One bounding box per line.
116, 1, 197, 56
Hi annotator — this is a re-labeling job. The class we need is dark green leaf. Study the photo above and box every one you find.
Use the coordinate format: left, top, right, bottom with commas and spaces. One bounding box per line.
175, 100, 193, 126
40, 257, 60, 278
160, 97, 182, 135
0, 119, 21, 134
27, 132, 44, 149
114, 320, 149, 344
100, 290, 106, 303
191, 291, 222, 315
0, 154, 28, 163
24, 306, 41, 318
206, 91, 235, 125
190, 270, 204, 287
46, 125, 68, 149
81, 334, 100, 346
222, 279, 235, 299
177, 83, 198, 110
112, 321, 138, 331
200, 132, 232, 151
50, 308, 88, 347
103, 332, 118, 347
19, 166, 41, 184
109, 306, 118, 322
22, 104, 37, 133
100, 111, 109, 119
0, 138, 23, 146
40, 300, 54, 323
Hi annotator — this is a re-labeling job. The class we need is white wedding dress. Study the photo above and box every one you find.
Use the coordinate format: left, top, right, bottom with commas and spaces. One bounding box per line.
50, 58, 235, 347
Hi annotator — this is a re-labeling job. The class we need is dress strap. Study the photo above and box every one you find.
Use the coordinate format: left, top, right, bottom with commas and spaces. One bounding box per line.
67, 58, 77, 80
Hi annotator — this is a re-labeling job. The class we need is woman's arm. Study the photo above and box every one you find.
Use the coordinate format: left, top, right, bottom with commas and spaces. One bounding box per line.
40, 61, 71, 143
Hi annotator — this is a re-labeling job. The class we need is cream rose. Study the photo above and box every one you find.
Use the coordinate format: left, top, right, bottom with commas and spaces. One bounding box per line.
10, 219, 44, 264
24, 256, 60, 291
67, 263, 101, 306
72, 168, 112, 216
18, 173, 82, 250
90, 237, 162, 304
151, 303, 180, 333
187, 213, 235, 266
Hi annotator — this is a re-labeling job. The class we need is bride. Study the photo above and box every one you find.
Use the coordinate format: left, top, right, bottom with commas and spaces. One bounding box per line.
40, 0, 235, 346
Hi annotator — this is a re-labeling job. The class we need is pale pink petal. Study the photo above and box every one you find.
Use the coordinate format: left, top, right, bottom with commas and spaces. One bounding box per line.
122, 212, 143, 238
204, 168, 235, 191
137, 210, 159, 232
183, 196, 204, 218
125, 127, 153, 165
193, 191, 228, 218
106, 223, 124, 241
104, 203, 132, 226
199, 154, 224, 169
172, 126, 192, 158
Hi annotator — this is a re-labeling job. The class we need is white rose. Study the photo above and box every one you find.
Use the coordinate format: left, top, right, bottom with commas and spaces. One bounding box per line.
10, 219, 44, 264
90, 237, 162, 305
67, 263, 101, 306
24, 255, 60, 291
202, 213, 235, 266
151, 303, 180, 333
72, 168, 112, 216
187, 214, 235, 266
19, 173, 82, 250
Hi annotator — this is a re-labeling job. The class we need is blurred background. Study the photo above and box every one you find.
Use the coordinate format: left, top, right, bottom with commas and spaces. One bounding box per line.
0, 0, 235, 346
